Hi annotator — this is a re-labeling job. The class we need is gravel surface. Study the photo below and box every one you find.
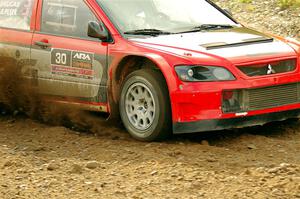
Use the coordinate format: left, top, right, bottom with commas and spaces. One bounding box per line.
0, 1, 300, 199
0, 116, 299, 199
215, 0, 300, 39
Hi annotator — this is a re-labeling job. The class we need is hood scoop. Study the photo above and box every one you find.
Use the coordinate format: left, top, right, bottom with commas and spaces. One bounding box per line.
202, 37, 274, 50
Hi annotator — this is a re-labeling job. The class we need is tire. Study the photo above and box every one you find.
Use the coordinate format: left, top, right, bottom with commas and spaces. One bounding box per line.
119, 69, 171, 141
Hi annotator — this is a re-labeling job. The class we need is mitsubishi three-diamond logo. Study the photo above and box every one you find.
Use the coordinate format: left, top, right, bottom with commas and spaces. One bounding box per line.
267, 64, 276, 75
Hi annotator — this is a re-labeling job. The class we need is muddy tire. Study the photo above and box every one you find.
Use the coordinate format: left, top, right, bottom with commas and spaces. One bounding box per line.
119, 69, 171, 141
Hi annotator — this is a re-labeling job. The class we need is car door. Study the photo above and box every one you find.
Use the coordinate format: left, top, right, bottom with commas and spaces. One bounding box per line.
31, 0, 108, 105
0, 0, 35, 80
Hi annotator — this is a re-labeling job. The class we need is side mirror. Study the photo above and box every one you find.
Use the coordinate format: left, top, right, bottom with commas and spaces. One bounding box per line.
223, 9, 233, 17
88, 21, 109, 41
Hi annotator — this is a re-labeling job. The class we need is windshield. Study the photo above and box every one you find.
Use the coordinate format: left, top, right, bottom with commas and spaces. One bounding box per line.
98, 0, 238, 34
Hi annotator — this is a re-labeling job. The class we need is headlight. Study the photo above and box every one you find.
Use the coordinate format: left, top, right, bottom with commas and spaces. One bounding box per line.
175, 65, 235, 82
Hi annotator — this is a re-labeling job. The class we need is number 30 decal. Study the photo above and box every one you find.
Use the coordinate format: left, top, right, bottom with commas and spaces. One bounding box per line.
55, 52, 67, 65
51, 49, 71, 66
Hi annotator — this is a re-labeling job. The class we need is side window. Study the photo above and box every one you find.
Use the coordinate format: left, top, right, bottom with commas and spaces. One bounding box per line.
41, 0, 97, 38
0, 0, 34, 30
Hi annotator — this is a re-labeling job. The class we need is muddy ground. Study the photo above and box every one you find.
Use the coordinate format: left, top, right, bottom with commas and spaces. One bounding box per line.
1, 1, 300, 199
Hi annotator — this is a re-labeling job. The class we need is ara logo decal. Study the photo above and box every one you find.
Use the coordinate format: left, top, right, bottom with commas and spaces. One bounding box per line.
72, 51, 93, 69
72, 52, 92, 61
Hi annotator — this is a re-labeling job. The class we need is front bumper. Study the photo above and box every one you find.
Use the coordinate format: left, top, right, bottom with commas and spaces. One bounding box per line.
171, 71, 300, 133
173, 108, 300, 134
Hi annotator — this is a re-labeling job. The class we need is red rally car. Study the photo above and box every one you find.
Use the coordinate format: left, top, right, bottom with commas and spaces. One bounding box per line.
1, 0, 300, 141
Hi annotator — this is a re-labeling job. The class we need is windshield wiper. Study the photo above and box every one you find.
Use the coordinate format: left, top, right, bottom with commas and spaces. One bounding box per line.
177, 24, 234, 34
124, 29, 173, 36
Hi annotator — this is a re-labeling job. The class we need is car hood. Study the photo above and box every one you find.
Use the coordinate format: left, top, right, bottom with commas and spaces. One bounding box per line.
129, 27, 296, 64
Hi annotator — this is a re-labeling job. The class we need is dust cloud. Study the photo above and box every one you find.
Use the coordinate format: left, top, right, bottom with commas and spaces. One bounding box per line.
0, 52, 120, 138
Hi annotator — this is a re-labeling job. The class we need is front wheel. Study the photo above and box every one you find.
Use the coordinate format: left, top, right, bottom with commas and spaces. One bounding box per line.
119, 69, 171, 141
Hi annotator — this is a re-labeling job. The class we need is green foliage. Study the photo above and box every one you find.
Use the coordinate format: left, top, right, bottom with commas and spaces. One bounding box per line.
278, 0, 300, 9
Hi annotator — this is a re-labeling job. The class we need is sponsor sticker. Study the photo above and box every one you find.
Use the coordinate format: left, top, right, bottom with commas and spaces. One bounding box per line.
51, 49, 95, 79
52, 65, 94, 80
72, 51, 93, 69
0, 1, 32, 17
0, 1, 20, 16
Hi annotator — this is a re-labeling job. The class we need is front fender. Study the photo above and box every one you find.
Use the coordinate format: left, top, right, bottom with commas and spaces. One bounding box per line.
107, 50, 184, 121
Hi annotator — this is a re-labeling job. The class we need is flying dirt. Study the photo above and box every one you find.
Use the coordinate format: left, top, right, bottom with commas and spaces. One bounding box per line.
0, 51, 115, 135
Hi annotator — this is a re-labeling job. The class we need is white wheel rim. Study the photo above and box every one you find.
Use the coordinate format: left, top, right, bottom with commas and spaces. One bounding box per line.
125, 82, 156, 131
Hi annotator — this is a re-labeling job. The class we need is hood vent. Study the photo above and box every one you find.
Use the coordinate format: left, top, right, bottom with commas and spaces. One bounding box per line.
202, 37, 274, 50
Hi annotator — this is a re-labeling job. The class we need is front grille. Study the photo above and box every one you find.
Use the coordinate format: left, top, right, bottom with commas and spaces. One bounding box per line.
247, 83, 299, 111
237, 59, 296, 77
222, 83, 300, 113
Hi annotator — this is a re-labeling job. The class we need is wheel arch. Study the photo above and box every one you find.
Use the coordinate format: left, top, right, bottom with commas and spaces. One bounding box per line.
108, 54, 176, 119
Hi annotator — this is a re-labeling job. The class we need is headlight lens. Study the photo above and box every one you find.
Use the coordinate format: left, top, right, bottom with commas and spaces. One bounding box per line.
175, 65, 235, 82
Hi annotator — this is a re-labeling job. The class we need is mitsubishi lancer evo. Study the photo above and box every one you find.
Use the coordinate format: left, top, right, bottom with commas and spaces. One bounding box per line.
1, 0, 300, 141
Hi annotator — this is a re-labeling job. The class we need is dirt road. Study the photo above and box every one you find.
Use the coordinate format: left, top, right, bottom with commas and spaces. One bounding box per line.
0, 113, 299, 198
